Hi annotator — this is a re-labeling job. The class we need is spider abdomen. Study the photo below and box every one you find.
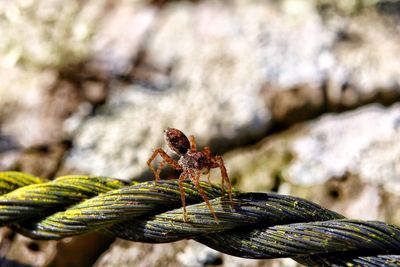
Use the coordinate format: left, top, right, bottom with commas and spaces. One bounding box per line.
164, 128, 190, 155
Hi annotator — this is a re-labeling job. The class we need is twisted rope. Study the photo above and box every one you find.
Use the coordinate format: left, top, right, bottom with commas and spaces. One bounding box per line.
0, 172, 399, 266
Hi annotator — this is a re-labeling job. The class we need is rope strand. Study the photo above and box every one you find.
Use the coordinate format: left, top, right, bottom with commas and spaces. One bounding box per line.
0, 172, 399, 267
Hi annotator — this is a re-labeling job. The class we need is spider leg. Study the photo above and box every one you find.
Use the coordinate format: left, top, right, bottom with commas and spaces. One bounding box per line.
203, 146, 212, 158
205, 169, 213, 187
178, 171, 188, 222
215, 155, 233, 205
204, 146, 226, 196
189, 135, 197, 152
203, 146, 214, 186
156, 160, 166, 179
190, 171, 218, 222
147, 148, 182, 182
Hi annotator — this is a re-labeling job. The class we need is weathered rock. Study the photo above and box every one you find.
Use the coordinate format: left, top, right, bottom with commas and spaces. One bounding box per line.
47, 234, 115, 267
326, 7, 400, 110
176, 240, 222, 267
94, 239, 189, 267
286, 104, 400, 190
95, 239, 300, 267
0, 68, 81, 177
0, 0, 103, 68
225, 103, 400, 225
2, 233, 57, 267
228, 104, 400, 194
225, 134, 294, 192
65, 1, 400, 180
89, 3, 158, 77
65, 0, 325, 178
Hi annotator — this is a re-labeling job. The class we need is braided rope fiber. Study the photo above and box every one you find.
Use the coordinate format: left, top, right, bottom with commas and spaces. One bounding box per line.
0, 172, 399, 266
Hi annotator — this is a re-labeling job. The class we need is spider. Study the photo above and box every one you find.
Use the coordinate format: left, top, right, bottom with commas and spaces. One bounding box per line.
147, 128, 233, 222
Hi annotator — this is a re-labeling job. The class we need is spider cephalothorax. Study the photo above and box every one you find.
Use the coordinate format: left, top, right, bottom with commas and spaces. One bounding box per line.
147, 128, 233, 222
179, 151, 207, 170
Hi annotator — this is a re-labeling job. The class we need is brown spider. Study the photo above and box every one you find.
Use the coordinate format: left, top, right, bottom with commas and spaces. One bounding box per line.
147, 128, 233, 222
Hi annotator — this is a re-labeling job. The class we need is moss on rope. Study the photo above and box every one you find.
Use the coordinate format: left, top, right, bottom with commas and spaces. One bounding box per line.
0, 172, 128, 223
0, 171, 399, 267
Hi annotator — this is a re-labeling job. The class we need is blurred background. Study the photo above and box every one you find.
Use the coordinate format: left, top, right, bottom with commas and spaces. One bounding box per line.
0, 0, 400, 266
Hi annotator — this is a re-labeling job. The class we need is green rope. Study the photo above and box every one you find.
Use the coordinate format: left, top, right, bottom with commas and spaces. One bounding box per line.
0, 172, 399, 267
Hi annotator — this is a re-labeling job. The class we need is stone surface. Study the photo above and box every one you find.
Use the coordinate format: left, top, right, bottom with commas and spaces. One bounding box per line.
225, 103, 400, 225
64, 82, 271, 179
227, 104, 400, 193
64, 0, 323, 178
65, 1, 400, 180
95, 239, 300, 267
2, 234, 57, 267
176, 240, 222, 267
286, 104, 400, 191
0, 67, 83, 177
94, 239, 189, 267
0, 0, 103, 68
326, 7, 400, 109
48, 234, 115, 267
87, 2, 157, 79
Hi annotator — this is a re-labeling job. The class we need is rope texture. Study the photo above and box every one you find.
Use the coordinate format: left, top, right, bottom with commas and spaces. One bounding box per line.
0, 171, 399, 267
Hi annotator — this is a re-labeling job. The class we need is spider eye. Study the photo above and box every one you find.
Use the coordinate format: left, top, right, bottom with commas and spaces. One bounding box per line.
164, 128, 190, 155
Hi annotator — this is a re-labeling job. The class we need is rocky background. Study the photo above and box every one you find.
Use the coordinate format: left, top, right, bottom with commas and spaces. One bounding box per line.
1, 0, 400, 266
